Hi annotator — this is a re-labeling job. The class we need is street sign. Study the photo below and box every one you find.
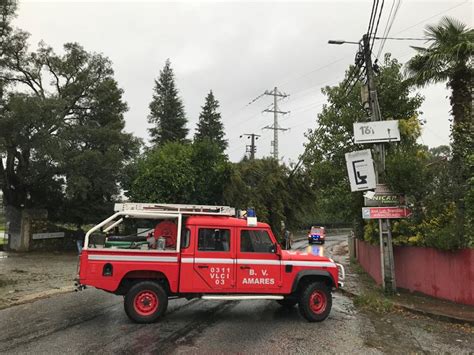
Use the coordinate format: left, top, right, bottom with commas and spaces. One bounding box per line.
32, 232, 65, 240
364, 184, 405, 207
354, 120, 400, 144
361, 207, 412, 219
345, 149, 376, 192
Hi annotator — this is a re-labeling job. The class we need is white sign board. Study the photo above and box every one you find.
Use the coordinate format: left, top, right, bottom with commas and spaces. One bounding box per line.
345, 149, 377, 192
354, 120, 400, 144
32, 232, 65, 240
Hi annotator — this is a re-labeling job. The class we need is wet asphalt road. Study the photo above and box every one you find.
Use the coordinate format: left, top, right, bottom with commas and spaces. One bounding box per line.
1, 234, 473, 354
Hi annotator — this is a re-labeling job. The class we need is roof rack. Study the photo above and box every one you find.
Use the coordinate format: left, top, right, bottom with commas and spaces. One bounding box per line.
114, 203, 236, 216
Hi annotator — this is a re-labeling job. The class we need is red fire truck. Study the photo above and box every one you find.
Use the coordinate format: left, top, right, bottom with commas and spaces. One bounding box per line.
76, 203, 345, 323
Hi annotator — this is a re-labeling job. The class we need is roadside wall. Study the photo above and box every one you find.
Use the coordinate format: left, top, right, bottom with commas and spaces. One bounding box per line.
356, 239, 474, 306
355, 239, 382, 284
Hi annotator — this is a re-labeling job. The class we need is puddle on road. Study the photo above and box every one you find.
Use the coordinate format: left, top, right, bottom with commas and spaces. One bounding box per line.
0, 252, 9, 259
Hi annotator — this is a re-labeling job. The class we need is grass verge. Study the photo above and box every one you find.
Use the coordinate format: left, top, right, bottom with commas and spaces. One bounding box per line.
350, 261, 395, 313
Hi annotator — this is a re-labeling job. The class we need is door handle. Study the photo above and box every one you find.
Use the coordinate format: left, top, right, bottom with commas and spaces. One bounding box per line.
240, 266, 251, 270
198, 265, 209, 269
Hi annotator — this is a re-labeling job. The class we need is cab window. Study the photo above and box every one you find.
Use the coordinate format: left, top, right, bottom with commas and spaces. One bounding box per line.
240, 229, 273, 253
198, 228, 230, 252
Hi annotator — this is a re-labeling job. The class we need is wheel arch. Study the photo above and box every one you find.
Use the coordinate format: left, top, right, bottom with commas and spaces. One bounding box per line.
291, 270, 335, 293
115, 270, 171, 296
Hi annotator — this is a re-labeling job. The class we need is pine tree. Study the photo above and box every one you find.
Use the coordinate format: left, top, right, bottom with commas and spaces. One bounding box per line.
148, 59, 188, 146
194, 90, 227, 152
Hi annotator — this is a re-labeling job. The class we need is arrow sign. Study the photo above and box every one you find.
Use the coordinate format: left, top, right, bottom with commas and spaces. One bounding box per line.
361, 207, 412, 219
354, 120, 401, 144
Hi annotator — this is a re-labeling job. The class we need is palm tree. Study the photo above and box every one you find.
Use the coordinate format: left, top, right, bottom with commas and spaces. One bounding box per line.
407, 17, 473, 128
406, 16, 473, 245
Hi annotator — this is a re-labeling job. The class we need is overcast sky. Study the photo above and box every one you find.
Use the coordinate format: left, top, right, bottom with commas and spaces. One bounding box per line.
15, 0, 473, 163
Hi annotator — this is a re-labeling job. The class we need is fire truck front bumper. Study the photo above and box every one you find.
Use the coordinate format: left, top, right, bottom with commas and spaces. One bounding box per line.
336, 263, 345, 288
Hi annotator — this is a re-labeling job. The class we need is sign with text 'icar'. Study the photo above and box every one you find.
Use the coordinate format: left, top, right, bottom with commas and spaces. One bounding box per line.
345, 149, 376, 192
354, 120, 400, 144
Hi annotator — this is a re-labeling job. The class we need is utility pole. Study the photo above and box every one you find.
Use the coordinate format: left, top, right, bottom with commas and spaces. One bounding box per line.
263, 87, 289, 160
362, 34, 396, 293
240, 133, 260, 160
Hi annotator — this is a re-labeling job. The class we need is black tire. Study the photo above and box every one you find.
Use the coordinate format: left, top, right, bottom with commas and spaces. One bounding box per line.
321, 240, 325, 245
124, 281, 168, 323
276, 298, 298, 308
298, 281, 332, 322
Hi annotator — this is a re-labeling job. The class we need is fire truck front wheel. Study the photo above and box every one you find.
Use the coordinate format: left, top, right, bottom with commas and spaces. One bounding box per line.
298, 281, 332, 322
124, 281, 168, 323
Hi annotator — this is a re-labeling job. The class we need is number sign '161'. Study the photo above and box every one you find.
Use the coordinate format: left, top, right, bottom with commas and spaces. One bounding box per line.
354, 120, 400, 144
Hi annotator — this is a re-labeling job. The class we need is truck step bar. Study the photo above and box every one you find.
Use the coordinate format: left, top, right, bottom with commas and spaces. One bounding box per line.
201, 295, 284, 300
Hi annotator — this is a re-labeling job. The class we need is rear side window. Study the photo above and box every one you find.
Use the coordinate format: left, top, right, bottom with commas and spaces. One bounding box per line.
240, 230, 273, 253
198, 228, 231, 252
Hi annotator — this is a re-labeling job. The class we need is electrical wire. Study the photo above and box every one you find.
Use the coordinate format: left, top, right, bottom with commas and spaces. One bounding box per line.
367, 0, 379, 37
376, 36, 427, 40
370, 0, 385, 52
376, 0, 402, 59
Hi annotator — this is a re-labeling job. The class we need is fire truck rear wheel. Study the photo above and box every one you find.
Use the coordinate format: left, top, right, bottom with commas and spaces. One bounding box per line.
124, 281, 168, 323
298, 281, 332, 322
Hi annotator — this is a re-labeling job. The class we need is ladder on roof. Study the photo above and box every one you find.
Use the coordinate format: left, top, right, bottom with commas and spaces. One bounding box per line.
114, 203, 236, 216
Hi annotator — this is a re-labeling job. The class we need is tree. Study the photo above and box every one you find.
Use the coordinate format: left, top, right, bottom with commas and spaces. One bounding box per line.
190, 139, 231, 204
0, 29, 139, 247
194, 90, 227, 152
129, 143, 195, 203
128, 140, 230, 205
406, 17, 472, 129
148, 59, 188, 146
406, 17, 473, 242
223, 158, 314, 238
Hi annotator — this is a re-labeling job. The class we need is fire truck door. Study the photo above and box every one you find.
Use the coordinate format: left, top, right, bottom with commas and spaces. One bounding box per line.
236, 229, 281, 291
192, 227, 235, 291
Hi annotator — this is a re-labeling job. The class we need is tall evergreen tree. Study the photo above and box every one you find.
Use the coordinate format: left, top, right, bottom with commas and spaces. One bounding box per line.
148, 59, 188, 146
194, 90, 227, 152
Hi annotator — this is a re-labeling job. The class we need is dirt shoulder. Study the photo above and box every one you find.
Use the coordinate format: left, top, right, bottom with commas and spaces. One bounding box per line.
0, 251, 78, 310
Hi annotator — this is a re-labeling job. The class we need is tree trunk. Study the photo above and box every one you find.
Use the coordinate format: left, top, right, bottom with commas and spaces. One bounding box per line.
5, 205, 24, 251
448, 70, 473, 245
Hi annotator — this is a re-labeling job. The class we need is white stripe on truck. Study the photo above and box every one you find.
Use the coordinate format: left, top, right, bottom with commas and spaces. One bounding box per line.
88, 255, 178, 262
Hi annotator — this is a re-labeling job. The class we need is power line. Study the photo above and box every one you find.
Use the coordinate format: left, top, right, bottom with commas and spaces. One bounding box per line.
376, 0, 469, 60
245, 92, 266, 106
393, 0, 469, 36
367, 0, 379, 37
370, 0, 386, 51
376, 0, 399, 59
375, 36, 428, 40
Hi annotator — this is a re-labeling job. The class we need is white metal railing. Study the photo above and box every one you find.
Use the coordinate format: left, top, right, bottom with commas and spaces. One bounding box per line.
84, 203, 237, 253
114, 203, 235, 216
84, 211, 182, 252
